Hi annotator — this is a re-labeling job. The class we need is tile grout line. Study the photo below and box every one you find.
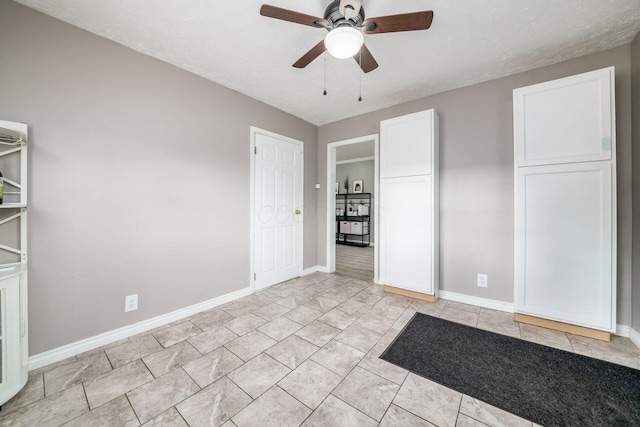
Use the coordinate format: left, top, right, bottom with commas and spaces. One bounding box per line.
328, 392, 379, 424
123, 391, 142, 425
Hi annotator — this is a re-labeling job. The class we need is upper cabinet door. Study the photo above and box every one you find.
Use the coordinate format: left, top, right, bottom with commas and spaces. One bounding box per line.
380, 110, 434, 178
514, 67, 615, 167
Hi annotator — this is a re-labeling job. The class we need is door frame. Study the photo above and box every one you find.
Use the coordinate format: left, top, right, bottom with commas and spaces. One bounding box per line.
326, 134, 379, 280
250, 126, 304, 292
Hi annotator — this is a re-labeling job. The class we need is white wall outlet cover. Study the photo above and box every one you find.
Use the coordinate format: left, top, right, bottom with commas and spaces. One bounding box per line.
315, 183, 321, 189
477, 274, 488, 288
125, 294, 139, 312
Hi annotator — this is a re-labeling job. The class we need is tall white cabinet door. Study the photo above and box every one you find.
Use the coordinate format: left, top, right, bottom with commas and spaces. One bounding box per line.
513, 67, 616, 333
380, 176, 433, 293
516, 162, 614, 330
379, 110, 439, 296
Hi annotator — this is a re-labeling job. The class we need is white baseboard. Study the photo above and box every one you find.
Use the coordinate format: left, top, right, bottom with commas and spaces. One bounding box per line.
616, 324, 631, 337
301, 266, 319, 276
301, 266, 331, 275
438, 290, 514, 313
615, 325, 640, 349
628, 326, 640, 349
28, 286, 253, 371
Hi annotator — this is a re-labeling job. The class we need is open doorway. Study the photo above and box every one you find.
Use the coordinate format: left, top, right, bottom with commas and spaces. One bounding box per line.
326, 134, 379, 282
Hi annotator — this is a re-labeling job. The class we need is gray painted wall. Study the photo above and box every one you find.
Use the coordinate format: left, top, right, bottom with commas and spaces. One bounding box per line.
318, 46, 634, 326
0, 1, 317, 354
336, 160, 375, 243
632, 33, 640, 331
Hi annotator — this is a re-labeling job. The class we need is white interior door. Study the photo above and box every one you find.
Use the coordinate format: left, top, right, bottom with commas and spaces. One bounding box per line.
253, 129, 303, 291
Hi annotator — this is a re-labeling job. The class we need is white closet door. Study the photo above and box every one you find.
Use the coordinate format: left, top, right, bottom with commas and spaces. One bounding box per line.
514, 67, 614, 167
380, 176, 433, 294
515, 162, 614, 330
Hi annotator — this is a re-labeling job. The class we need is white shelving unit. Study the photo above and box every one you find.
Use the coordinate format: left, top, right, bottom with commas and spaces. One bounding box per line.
0, 119, 28, 406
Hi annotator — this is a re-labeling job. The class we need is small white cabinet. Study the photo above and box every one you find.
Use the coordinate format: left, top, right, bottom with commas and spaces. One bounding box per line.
513, 67, 616, 333
0, 266, 28, 405
0, 120, 28, 405
379, 110, 439, 299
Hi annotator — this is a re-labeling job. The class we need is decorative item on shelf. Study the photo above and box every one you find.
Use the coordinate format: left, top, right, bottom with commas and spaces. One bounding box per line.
343, 176, 349, 194
348, 200, 357, 216
353, 180, 363, 193
357, 203, 369, 216
335, 182, 339, 194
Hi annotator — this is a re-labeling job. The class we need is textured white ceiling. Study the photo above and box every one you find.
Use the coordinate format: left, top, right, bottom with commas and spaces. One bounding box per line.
337, 140, 375, 162
14, 0, 640, 125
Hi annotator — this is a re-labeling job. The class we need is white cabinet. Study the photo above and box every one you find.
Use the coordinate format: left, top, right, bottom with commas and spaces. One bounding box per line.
379, 110, 439, 299
0, 119, 28, 405
513, 68, 616, 334
514, 69, 614, 167
0, 266, 28, 405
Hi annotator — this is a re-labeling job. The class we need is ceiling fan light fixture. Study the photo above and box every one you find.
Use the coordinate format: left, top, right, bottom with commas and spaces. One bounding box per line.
325, 27, 364, 59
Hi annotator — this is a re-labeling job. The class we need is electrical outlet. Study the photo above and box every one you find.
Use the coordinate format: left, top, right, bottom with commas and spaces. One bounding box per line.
125, 294, 139, 312
477, 274, 488, 288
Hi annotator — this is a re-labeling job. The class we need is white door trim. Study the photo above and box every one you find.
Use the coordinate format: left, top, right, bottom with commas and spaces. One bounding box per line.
250, 126, 304, 292
326, 134, 379, 280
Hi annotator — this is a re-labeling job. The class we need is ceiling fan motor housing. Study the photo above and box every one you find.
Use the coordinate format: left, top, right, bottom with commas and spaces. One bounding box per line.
325, 0, 365, 27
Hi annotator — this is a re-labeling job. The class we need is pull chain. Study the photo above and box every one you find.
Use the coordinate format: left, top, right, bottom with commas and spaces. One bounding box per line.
323, 51, 328, 96
358, 48, 363, 102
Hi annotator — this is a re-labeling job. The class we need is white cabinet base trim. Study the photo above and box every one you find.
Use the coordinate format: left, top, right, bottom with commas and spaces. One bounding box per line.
515, 313, 610, 342
28, 286, 253, 371
384, 285, 436, 302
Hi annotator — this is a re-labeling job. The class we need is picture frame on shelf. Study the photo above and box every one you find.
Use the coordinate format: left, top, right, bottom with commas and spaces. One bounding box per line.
353, 180, 363, 193
335, 182, 339, 194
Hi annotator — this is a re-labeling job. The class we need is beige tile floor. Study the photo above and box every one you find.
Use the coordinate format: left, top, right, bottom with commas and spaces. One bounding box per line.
2, 273, 640, 426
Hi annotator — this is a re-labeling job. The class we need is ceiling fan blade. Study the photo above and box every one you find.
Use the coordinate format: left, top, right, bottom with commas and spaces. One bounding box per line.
354, 44, 379, 73
293, 40, 327, 69
260, 4, 328, 28
363, 11, 433, 34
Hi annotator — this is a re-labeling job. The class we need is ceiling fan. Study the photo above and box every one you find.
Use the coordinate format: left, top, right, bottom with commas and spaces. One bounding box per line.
260, 0, 434, 73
